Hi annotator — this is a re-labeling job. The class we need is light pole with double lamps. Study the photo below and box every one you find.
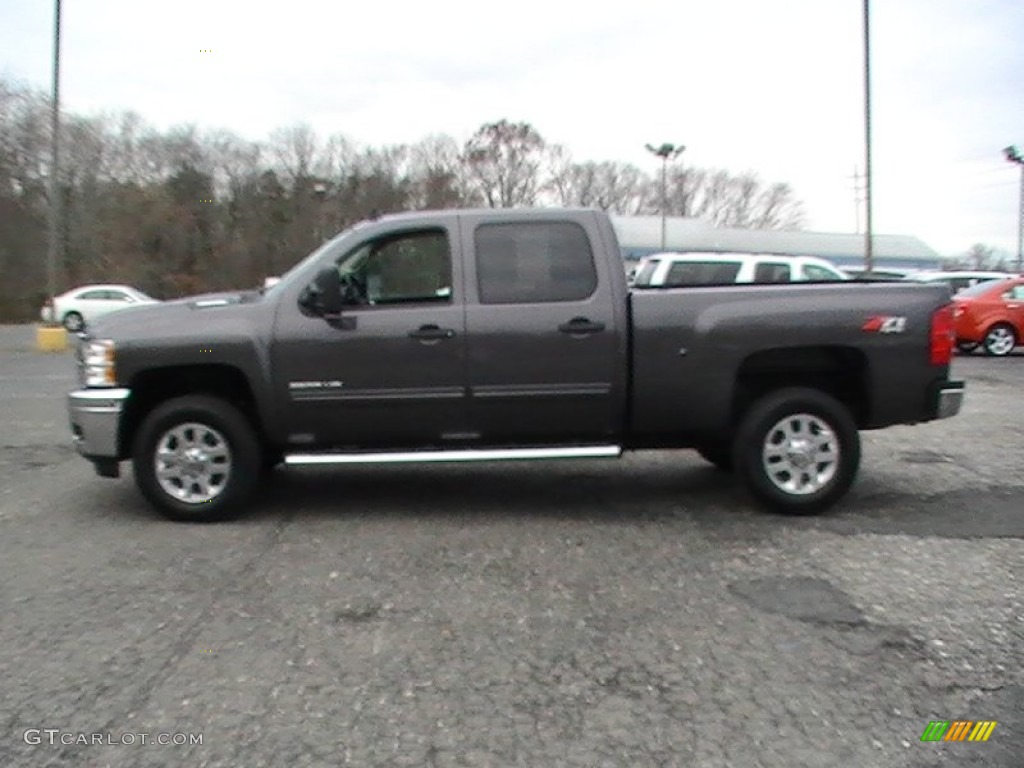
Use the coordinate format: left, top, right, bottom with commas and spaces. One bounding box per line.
1003, 145, 1024, 273
645, 142, 685, 250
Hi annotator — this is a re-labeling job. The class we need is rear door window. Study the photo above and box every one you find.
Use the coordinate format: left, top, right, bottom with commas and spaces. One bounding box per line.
664, 261, 742, 286
753, 262, 791, 283
475, 221, 597, 304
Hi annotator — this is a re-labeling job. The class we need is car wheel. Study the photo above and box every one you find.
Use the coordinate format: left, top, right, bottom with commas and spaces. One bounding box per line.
732, 387, 860, 515
132, 395, 261, 522
696, 442, 733, 471
955, 341, 979, 354
982, 323, 1017, 357
62, 311, 84, 332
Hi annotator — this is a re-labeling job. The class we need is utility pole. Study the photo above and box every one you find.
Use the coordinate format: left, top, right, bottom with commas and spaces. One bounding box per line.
46, 0, 63, 314
645, 142, 685, 250
1004, 146, 1024, 273
862, 0, 874, 274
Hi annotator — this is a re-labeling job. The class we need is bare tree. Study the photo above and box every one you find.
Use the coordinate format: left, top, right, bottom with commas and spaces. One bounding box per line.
547, 150, 649, 214
666, 168, 803, 230
269, 123, 320, 184
408, 134, 477, 209
463, 120, 545, 207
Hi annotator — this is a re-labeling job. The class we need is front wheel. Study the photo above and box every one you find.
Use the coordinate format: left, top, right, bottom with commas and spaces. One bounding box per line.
982, 323, 1017, 357
732, 388, 860, 515
132, 395, 261, 522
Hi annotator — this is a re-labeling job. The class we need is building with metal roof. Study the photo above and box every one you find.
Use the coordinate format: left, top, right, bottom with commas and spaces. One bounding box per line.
610, 216, 942, 270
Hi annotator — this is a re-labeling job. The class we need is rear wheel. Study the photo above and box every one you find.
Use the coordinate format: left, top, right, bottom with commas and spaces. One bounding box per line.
982, 323, 1017, 357
732, 387, 860, 515
132, 395, 261, 522
955, 341, 979, 354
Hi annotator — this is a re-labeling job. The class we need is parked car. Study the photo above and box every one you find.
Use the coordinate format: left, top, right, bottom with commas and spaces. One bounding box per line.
631, 252, 848, 287
67, 208, 963, 522
905, 270, 1016, 295
952, 276, 1024, 356
841, 267, 917, 281
41, 285, 158, 332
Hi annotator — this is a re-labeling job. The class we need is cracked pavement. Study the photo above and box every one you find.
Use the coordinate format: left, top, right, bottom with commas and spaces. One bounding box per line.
0, 326, 1021, 767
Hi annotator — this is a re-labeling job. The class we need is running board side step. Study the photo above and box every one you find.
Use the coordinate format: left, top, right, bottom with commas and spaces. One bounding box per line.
284, 445, 622, 466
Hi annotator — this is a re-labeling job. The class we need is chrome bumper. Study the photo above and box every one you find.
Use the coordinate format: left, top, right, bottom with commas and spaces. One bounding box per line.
68, 388, 131, 459
935, 381, 965, 420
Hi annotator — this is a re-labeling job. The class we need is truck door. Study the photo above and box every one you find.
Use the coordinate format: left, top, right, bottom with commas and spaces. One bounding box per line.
270, 222, 469, 448
461, 215, 625, 443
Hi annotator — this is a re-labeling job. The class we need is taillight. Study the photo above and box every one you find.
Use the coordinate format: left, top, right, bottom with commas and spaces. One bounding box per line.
930, 304, 955, 365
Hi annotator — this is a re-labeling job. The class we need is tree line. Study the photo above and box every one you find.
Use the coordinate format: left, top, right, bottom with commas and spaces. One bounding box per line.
0, 77, 805, 321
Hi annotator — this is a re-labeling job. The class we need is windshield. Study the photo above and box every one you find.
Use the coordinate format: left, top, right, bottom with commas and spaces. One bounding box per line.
261, 224, 362, 296
955, 278, 1012, 298
632, 258, 662, 287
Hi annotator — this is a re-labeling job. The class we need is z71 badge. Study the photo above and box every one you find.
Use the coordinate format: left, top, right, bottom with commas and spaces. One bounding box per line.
862, 315, 907, 333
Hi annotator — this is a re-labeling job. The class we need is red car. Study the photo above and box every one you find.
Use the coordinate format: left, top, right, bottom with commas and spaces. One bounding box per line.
952, 276, 1024, 356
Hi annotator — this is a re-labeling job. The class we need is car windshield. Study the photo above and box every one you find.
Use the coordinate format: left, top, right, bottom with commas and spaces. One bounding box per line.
955, 278, 1012, 298
631, 258, 661, 287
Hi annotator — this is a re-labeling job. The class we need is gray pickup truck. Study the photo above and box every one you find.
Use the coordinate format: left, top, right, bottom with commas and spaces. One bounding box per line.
67, 208, 964, 522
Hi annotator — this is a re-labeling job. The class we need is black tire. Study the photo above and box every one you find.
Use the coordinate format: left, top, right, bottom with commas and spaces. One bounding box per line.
261, 450, 285, 478
132, 395, 261, 522
63, 311, 84, 332
982, 323, 1017, 357
696, 442, 733, 471
732, 387, 860, 515
955, 341, 979, 354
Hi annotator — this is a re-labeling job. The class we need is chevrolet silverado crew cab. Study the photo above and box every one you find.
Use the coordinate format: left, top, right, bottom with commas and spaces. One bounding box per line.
67, 208, 965, 522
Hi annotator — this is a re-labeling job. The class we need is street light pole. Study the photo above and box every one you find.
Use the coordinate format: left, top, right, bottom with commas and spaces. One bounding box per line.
645, 142, 685, 250
46, 0, 63, 315
862, 0, 874, 275
1004, 145, 1024, 273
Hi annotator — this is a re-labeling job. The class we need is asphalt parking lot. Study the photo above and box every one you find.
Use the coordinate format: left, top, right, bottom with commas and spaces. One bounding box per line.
0, 324, 1021, 768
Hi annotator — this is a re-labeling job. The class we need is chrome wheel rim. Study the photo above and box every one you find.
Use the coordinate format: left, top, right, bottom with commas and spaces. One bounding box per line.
985, 327, 1015, 355
64, 314, 83, 331
761, 413, 839, 496
154, 422, 232, 504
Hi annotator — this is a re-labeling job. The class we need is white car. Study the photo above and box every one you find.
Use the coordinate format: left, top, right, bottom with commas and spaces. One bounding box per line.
903, 270, 1019, 295
40, 284, 158, 331
631, 252, 848, 287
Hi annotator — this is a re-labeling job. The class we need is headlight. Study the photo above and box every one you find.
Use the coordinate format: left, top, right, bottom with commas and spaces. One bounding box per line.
81, 340, 117, 387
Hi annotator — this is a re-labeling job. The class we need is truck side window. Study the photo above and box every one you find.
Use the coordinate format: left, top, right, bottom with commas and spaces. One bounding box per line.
475, 221, 597, 304
336, 229, 452, 306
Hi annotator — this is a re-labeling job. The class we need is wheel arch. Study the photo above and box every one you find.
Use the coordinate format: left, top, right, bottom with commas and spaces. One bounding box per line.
118, 364, 265, 460
731, 346, 870, 430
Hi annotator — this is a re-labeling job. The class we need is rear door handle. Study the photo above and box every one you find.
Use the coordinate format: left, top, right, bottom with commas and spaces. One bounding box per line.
408, 324, 456, 341
558, 317, 606, 335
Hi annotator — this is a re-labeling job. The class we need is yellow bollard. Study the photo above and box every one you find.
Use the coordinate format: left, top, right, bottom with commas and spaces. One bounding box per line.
36, 325, 69, 352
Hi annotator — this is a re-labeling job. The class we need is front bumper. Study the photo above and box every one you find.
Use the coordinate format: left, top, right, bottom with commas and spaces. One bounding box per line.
934, 380, 965, 420
68, 388, 131, 461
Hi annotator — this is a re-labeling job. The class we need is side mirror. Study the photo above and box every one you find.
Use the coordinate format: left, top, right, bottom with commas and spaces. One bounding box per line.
299, 267, 343, 318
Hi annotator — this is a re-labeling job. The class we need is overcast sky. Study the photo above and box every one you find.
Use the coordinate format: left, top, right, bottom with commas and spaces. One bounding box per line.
3, 0, 1023, 258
